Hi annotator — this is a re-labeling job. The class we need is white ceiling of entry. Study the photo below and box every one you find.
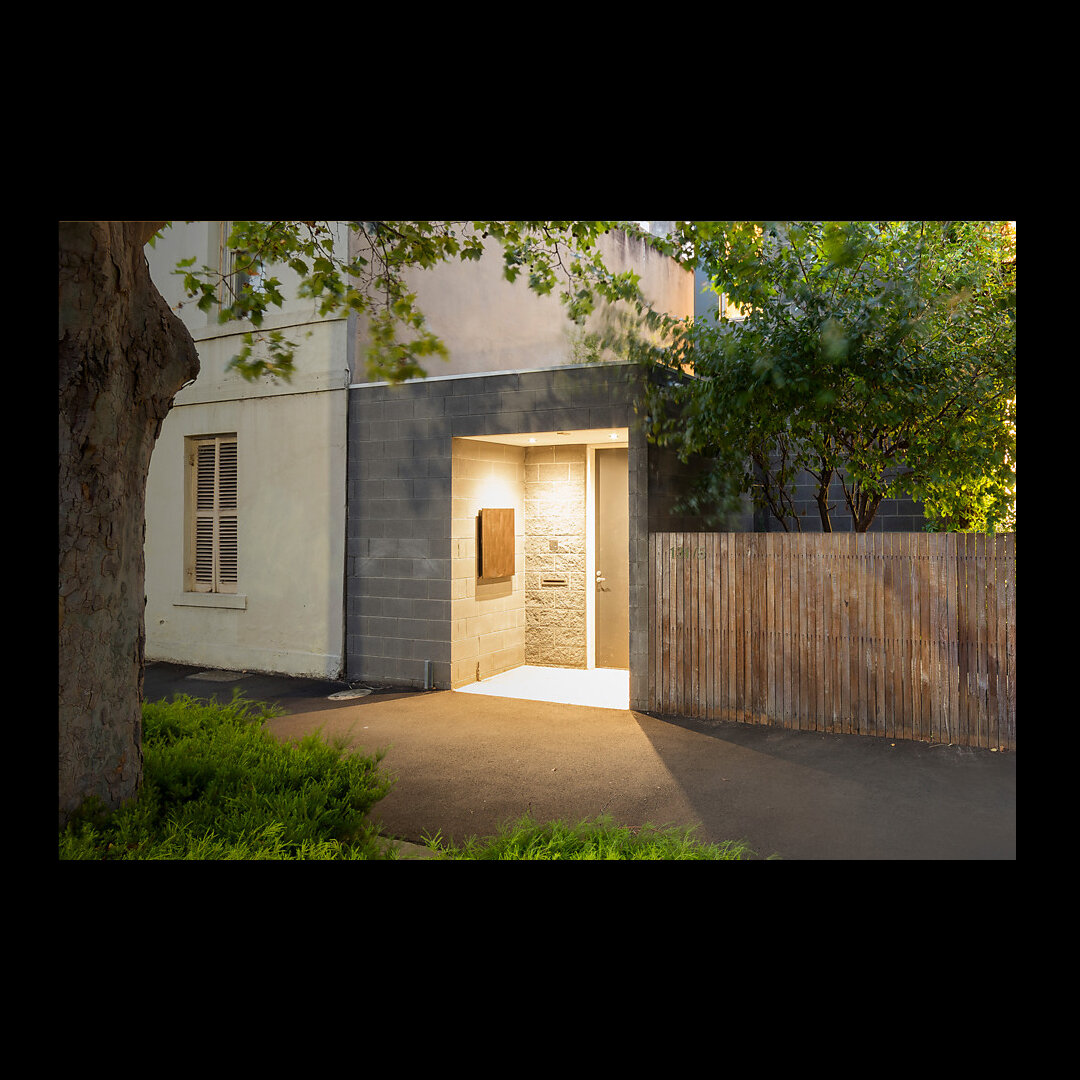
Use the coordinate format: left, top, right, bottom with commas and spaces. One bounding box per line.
462, 428, 628, 447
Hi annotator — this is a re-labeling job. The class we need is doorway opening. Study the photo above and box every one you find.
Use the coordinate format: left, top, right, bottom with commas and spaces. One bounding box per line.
451, 430, 629, 706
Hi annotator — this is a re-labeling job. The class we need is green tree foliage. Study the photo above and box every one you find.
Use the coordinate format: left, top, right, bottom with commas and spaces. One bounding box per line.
643, 221, 1016, 532
167, 220, 657, 384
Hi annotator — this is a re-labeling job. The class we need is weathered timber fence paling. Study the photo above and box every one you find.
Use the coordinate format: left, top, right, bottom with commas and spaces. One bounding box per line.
648, 533, 1016, 750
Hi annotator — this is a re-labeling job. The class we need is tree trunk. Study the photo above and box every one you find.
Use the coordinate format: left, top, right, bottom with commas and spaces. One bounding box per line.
812, 465, 834, 532
59, 222, 200, 828
851, 490, 883, 532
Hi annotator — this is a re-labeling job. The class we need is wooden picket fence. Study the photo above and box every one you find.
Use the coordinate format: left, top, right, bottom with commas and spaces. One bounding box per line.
648, 532, 1015, 749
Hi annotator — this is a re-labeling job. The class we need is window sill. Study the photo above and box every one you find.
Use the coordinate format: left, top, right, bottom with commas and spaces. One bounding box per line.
172, 593, 248, 610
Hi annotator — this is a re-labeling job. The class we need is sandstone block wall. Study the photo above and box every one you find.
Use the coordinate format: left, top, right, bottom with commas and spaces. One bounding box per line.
524, 444, 586, 667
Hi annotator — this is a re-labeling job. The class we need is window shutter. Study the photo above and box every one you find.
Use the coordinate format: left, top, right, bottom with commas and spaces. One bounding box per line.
217, 440, 238, 589
193, 442, 216, 590
189, 436, 238, 593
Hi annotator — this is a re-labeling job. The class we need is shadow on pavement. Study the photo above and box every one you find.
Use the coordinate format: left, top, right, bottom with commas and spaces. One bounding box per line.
629, 710, 1016, 860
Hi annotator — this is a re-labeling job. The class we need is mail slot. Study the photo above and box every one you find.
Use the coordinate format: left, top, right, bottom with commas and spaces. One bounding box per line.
478, 508, 514, 580
541, 575, 568, 587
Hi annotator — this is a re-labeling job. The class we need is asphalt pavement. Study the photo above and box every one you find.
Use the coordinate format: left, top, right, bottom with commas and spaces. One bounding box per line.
143, 661, 1016, 860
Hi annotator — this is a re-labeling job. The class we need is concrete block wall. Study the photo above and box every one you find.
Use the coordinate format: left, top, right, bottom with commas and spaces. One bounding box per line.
347, 362, 650, 696
523, 444, 587, 667
761, 466, 928, 533
346, 376, 453, 689
644, 442, 928, 535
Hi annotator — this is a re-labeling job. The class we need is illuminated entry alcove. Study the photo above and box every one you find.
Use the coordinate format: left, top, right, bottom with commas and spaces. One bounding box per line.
451, 429, 628, 689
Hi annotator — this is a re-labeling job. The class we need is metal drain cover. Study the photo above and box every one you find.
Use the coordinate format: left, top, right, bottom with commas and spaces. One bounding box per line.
328, 688, 372, 700
188, 670, 250, 682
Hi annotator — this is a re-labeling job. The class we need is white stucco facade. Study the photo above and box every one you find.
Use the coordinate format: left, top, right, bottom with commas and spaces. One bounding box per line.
143, 222, 350, 678
350, 224, 694, 381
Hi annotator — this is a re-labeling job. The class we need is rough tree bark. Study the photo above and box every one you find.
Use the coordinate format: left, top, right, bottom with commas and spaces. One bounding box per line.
59, 222, 200, 827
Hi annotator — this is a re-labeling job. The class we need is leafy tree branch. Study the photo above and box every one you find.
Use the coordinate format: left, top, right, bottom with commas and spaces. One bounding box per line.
166, 220, 660, 384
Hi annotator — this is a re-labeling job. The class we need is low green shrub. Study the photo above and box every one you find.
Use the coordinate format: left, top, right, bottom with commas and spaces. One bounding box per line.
59, 692, 393, 860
